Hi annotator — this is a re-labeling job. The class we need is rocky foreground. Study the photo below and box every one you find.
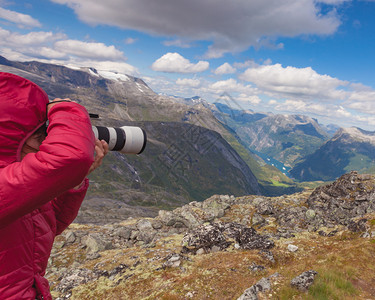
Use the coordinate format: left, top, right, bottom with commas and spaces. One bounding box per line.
47, 171, 375, 299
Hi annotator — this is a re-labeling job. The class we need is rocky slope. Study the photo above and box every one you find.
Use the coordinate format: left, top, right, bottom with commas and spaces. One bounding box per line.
47, 171, 375, 299
290, 127, 375, 181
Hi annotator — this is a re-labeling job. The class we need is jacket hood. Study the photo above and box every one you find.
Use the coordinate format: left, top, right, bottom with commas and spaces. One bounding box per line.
0, 72, 49, 167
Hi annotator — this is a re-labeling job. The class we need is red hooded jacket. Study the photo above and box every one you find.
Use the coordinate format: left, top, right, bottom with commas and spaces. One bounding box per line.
0, 72, 95, 299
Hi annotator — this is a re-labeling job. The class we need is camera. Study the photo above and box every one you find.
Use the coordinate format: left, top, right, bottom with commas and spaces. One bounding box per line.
92, 126, 147, 154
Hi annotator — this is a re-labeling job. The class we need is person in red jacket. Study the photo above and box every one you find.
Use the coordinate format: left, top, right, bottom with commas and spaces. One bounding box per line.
0, 72, 108, 299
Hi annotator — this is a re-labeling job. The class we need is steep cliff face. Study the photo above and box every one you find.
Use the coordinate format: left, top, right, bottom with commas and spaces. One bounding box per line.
81, 121, 261, 224
290, 127, 375, 181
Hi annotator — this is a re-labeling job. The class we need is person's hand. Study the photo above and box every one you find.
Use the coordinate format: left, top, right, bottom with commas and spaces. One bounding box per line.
73, 139, 109, 190
47, 98, 73, 113
88, 139, 109, 175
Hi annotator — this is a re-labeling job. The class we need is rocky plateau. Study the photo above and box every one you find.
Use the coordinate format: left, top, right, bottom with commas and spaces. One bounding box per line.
47, 171, 375, 299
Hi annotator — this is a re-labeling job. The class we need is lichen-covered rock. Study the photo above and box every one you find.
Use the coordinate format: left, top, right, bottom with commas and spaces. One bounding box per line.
253, 198, 275, 215
182, 223, 229, 252
290, 270, 318, 291
63, 231, 76, 245
237, 277, 271, 300
136, 219, 157, 243
347, 218, 367, 232
83, 233, 112, 254
181, 222, 274, 253
113, 227, 132, 240
237, 273, 280, 300
57, 268, 97, 293
307, 172, 375, 226
201, 194, 234, 218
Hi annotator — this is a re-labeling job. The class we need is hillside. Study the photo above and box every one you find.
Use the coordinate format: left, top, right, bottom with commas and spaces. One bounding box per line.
46, 171, 375, 299
290, 127, 375, 181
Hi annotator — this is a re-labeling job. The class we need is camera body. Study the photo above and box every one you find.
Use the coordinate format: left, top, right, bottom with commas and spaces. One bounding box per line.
92, 126, 147, 154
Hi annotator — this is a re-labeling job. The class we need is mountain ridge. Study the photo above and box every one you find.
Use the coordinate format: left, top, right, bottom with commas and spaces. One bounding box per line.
290, 126, 375, 181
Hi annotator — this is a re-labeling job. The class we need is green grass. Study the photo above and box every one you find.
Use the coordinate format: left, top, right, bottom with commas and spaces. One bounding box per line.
278, 268, 358, 300
270, 179, 290, 187
307, 269, 357, 300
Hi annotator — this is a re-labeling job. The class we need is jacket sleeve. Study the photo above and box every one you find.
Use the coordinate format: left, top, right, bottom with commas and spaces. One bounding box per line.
52, 178, 89, 235
0, 102, 95, 228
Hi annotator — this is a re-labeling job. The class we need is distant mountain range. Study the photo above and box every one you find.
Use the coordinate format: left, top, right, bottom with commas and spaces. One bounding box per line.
290, 127, 375, 181
210, 98, 375, 182
213, 102, 330, 167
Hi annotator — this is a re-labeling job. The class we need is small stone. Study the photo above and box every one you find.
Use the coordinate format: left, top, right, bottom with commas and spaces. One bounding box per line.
287, 244, 298, 252
163, 254, 182, 268
64, 231, 76, 244
249, 262, 265, 273
113, 227, 132, 240
151, 219, 163, 230
305, 209, 316, 220
196, 248, 205, 255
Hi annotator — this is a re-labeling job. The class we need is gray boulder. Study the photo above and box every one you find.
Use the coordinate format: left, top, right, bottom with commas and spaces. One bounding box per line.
290, 270, 318, 291
83, 233, 112, 254
237, 277, 271, 300
136, 219, 156, 244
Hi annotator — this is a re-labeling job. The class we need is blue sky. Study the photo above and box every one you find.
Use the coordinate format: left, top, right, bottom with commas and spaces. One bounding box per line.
1, 0, 375, 130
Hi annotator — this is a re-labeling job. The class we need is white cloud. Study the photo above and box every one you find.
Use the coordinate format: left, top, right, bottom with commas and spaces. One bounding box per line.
239, 63, 348, 100
163, 39, 192, 48
0, 28, 64, 46
38, 47, 67, 59
214, 63, 236, 75
51, 0, 345, 58
209, 78, 255, 94
125, 37, 137, 45
233, 60, 258, 69
54, 40, 124, 60
0, 26, 138, 75
237, 93, 261, 105
176, 78, 201, 88
151, 52, 209, 73
272, 99, 326, 114
0, 7, 41, 28
316, 0, 350, 4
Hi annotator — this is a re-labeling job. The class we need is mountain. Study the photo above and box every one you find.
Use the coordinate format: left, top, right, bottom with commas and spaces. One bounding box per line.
213, 103, 330, 167
290, 127, 375, 181
1, 56, 303, 222
213, 102, 269, 124
320, 122, 341, 137
46, 171, 375, 299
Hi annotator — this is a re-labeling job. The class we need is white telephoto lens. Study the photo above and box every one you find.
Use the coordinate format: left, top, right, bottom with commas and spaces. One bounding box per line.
121, 126, 146, 154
